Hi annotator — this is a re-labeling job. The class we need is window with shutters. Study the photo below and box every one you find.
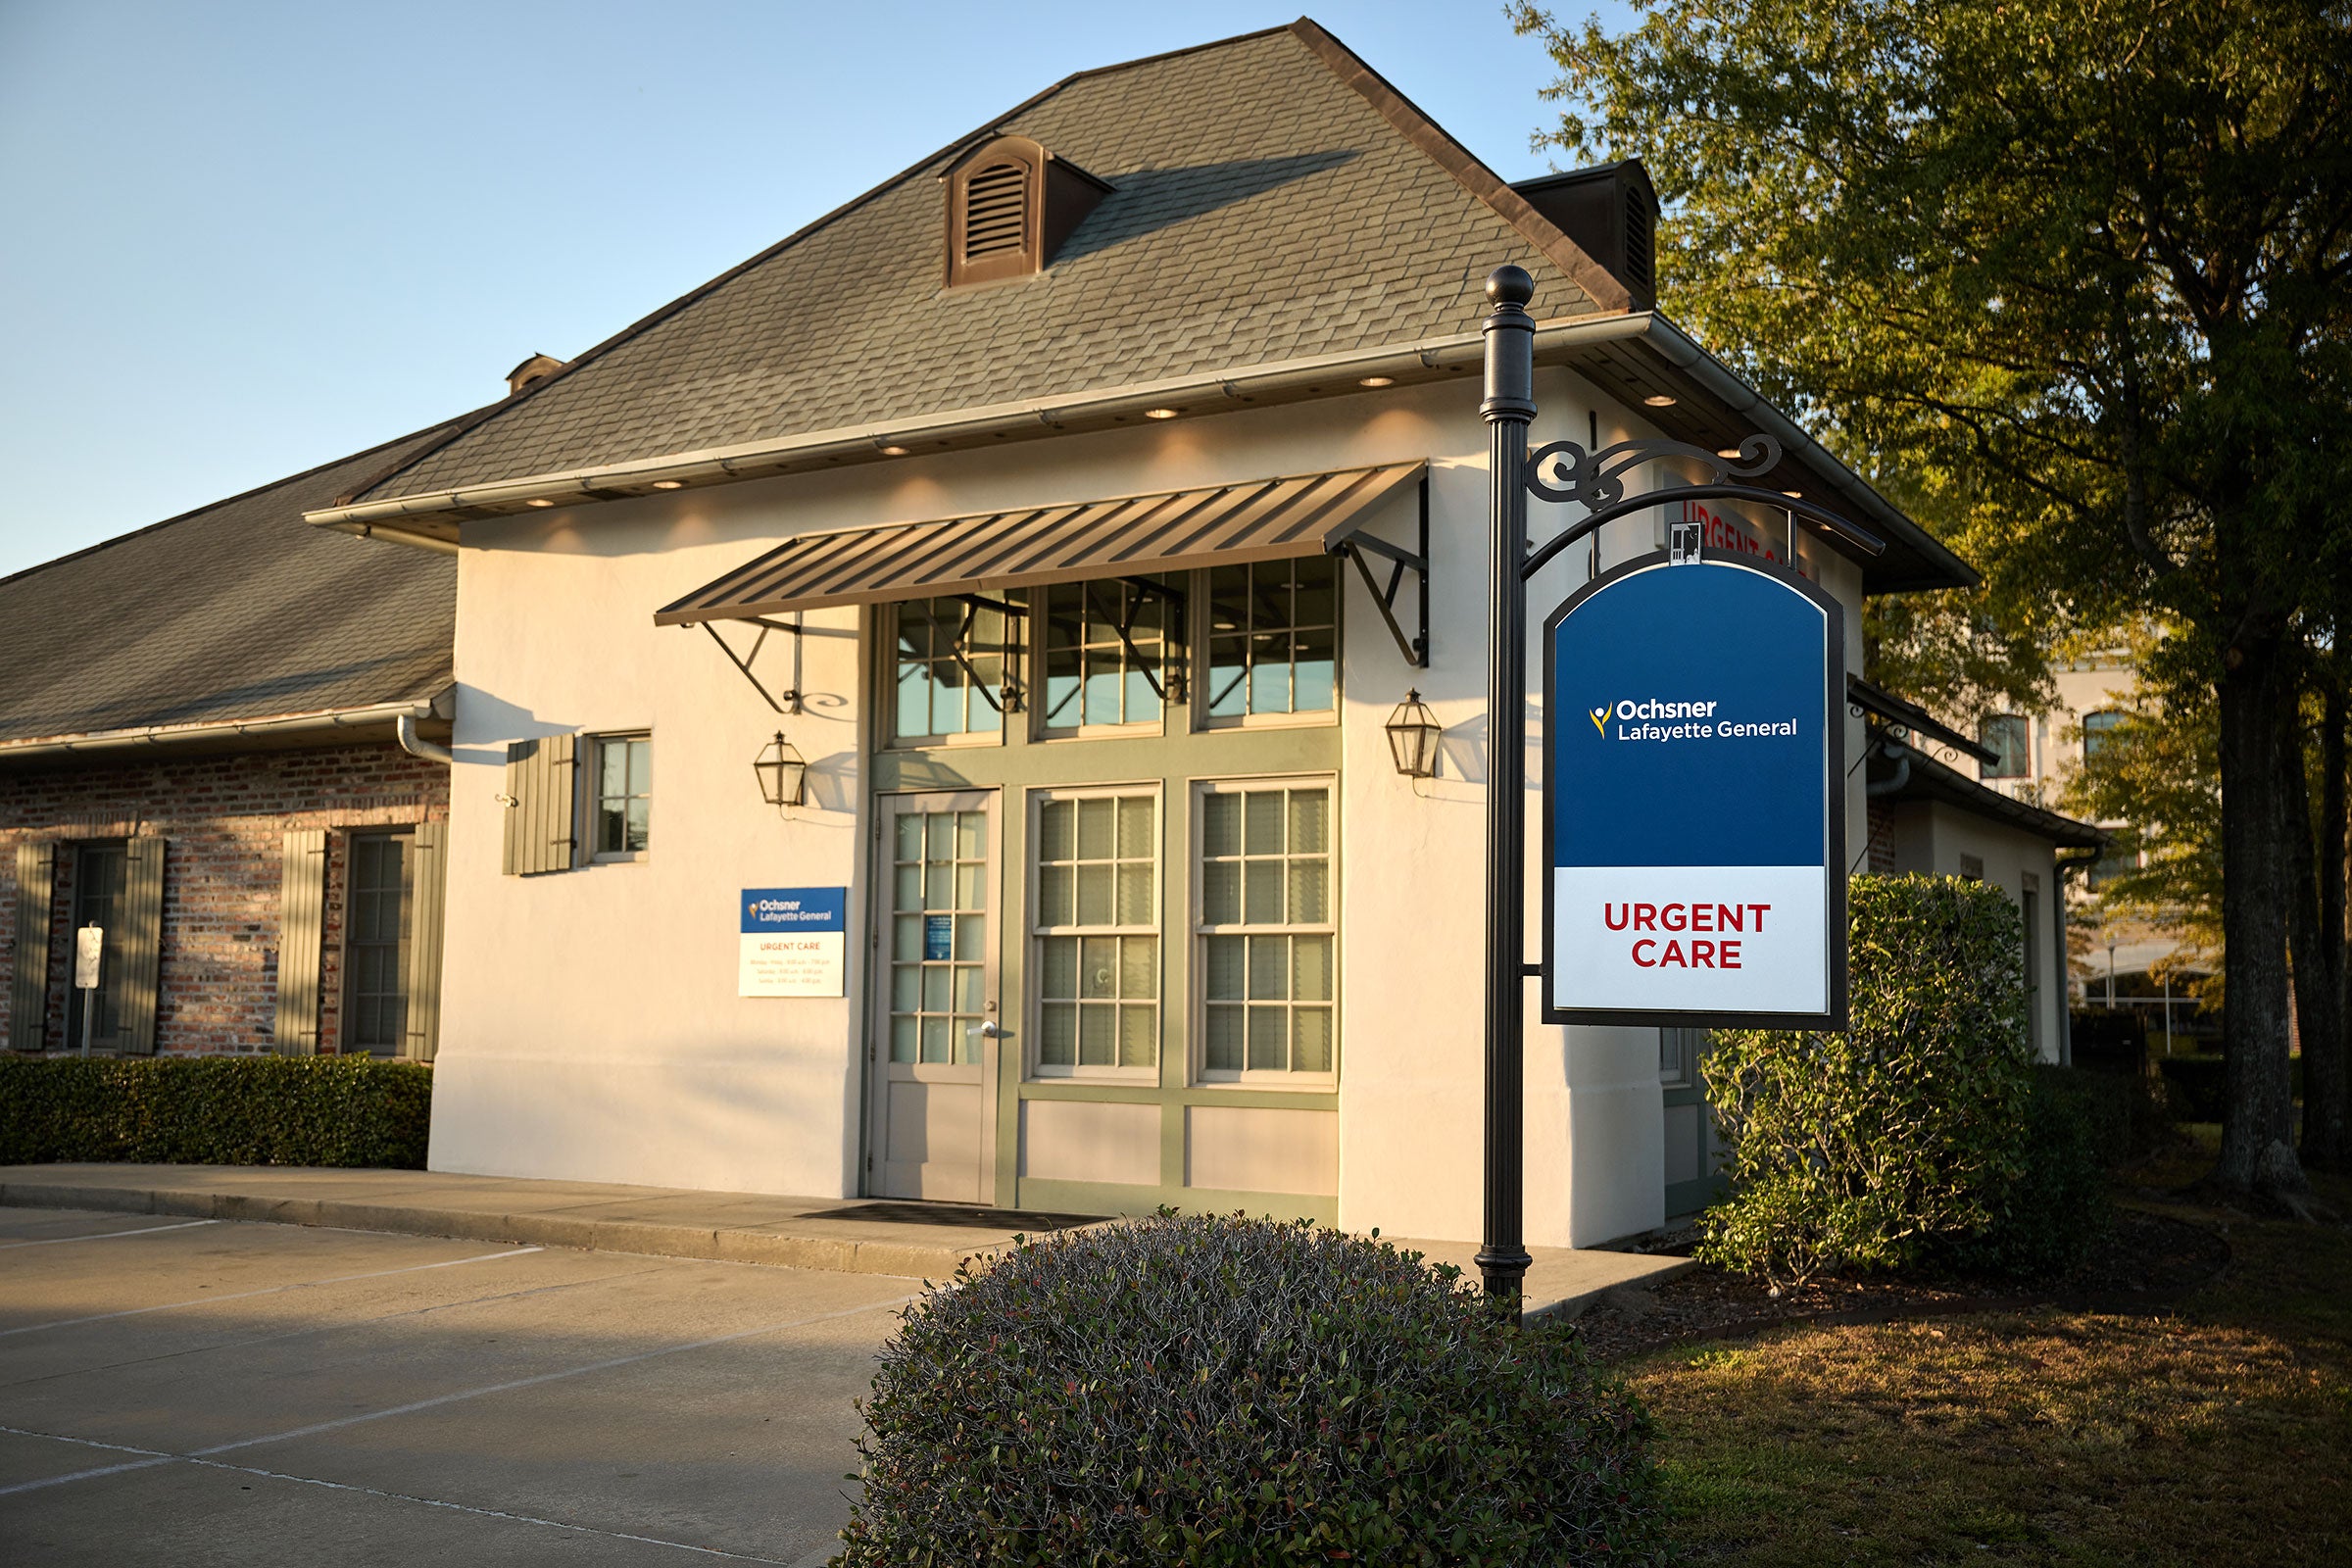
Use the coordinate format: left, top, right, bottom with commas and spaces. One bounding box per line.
590, 733, 652, 860
66, 842, 130, 1053
343, 831, 411, 1054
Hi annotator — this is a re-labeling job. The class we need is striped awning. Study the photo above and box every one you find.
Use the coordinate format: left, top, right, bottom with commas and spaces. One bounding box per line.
652, 462, 1425, 624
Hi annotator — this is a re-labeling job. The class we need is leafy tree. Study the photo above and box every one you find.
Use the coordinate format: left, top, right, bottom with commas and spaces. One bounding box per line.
1514, 0, 2352, 1200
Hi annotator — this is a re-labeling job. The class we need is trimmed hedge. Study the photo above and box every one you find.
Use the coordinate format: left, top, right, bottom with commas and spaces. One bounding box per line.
1698, 874, 2042, 1283
1946, 1065, 2110, 1277
0, 1056, 431, 1168
836, 1211, 1662, 1566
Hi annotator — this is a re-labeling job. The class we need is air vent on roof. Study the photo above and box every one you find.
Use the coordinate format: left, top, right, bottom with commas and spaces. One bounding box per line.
1510, 160, 1661, 310
961, 163, 1030, 262
505, 353, 565, 396
943, 134, 1112, 288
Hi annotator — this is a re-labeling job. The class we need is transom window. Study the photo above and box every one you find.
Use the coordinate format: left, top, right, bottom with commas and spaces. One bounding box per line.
1039, 578, 1175, 733
1033, 791, 1158, 1074
1198, 781, 1335, 1080
894, 597, 1015, 743
1202, 557, 1338, 722
593, 734, 651, 858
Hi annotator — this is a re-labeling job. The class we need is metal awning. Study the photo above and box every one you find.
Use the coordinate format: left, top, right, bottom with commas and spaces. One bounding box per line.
652, 462, 1427, 625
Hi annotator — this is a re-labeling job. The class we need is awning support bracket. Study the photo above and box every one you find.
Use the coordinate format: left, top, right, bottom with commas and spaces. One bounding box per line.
1333, 471, 1430, 668
699, 619, 801, 715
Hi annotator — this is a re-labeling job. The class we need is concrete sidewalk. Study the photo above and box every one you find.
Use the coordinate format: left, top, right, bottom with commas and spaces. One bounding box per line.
0, 1163, 1691, 1319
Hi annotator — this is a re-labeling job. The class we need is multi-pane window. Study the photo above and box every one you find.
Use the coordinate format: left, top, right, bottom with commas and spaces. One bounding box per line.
895, 597, 1010, 741
1202, 557, 1337, 722
1034, 792, 1157, 1073
1199, 782, 1335, 1078
594, 734, 651, 857
66, 842, 127, 1049
2082, 710, 2123, 761
889, 808, 989, 1064
1040, 579, 1171, 732
1980, 714, 2030, 779
345, 833, 409, 1054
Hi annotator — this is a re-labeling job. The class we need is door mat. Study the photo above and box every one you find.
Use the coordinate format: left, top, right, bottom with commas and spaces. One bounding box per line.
799, 1201, 1103, 1231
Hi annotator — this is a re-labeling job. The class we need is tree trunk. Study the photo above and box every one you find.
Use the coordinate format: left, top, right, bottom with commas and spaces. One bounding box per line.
2306, 679, 2349, 1169
2288, 681, 2345, 1169
2215, 630, 2305, 1198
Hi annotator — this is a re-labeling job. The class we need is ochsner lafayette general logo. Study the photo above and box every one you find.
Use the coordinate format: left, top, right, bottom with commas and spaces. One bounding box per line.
1589, 695, 1799, 744
1590, 697, 1720, 739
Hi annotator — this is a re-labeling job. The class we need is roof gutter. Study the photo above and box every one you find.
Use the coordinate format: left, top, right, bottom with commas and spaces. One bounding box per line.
302, 316, 1662, 536
0, 689, 455, 763
304, 313, 1972, 593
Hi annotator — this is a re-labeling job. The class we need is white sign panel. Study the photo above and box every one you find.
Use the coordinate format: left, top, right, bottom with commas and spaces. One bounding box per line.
739, 887, 846, 999
74, 925, 103, 990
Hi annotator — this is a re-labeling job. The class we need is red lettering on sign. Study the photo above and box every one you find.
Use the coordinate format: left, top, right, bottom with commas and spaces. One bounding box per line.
1719, 940, 1742, 968
1691, 939, 1715, 967
1632, 939, 1658, 967
1746, 904, 1770, 931
1633, 904, 1658, 931
1691, 904, 1714, 933
1663, 904, 1687, 932
1717, 904, 1743, 932
1660, 939, 1687, 966
1604, 903, 1630, 931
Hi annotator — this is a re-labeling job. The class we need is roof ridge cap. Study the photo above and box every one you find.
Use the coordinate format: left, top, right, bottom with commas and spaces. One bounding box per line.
0, 411, 477, 593
1285, 17, 1633, 315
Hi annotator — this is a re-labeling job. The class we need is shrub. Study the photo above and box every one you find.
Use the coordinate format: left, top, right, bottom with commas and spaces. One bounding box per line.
1946, 1065, 2109, 1277
0, 1055, 432, 1168
1696, 874, 2035, 1283
835, 1211, 1661, 1567
2158, 1054, 2227, 1122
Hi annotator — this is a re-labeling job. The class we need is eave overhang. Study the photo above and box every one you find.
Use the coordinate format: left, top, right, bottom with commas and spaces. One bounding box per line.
306, 314, 1976, 596
0, 688, 455, 769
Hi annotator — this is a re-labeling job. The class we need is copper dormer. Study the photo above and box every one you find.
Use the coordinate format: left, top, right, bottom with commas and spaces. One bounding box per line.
943, 134, 1111, 287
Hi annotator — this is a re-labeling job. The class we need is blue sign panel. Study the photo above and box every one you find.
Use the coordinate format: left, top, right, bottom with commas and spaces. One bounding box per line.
1543, 550, 1845, 1028
924, 914, 955, 962
741, 887, 846, 935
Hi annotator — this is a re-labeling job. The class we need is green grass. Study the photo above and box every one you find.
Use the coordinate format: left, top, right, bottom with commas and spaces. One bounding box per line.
1629, 1145, 2352, 1565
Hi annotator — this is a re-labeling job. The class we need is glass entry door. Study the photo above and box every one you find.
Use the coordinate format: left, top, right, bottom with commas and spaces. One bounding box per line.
869, 791, 1000, 1201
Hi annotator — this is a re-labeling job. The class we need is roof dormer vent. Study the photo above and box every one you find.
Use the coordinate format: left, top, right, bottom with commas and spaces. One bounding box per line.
1509, 160, 1661, 311
506, 353, 565, 396
944, 134, 1111, 288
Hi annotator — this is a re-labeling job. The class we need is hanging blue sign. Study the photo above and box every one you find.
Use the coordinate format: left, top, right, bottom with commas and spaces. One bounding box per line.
1543, 549, 1846, 1028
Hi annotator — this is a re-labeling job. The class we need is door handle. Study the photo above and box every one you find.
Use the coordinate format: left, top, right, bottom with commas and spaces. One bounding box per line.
969, 1020, 1008, 1039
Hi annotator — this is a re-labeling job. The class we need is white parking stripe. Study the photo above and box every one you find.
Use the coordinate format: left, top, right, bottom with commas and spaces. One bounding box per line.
0, 1220, 218, 1250
0, 1293, 912, 1498
0, 1425, 803, 1561
0, 1247, 544, 1338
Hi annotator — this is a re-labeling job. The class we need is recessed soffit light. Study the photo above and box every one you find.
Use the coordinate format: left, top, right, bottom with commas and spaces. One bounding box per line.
878, 444, 910, 456
1358, 375, 1396, 388
652, 479, 684, 490
1143, 407, 1182, 419
525, 498, 557, 508
1643, 394, 1677, 408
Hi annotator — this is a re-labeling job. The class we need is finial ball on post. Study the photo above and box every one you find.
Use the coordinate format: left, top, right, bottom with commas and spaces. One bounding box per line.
1486, 265, 1536, 308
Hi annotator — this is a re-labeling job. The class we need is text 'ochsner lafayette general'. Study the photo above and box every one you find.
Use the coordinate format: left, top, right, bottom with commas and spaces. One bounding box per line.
1586, 698, 1799, 743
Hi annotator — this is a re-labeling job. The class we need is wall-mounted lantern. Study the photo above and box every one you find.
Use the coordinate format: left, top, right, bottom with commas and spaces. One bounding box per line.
1384, 690, 1443, 778
754, 731, 808, 809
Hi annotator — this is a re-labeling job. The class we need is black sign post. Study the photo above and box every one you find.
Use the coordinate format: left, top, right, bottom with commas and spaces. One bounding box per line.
1474, 264, 1887, 1314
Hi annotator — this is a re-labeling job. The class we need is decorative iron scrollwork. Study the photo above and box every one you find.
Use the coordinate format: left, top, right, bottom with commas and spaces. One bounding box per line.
1525, 434, 1782, 511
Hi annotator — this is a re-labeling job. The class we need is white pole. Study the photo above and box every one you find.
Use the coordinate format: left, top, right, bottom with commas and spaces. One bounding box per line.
2163, 970, 2174, 1056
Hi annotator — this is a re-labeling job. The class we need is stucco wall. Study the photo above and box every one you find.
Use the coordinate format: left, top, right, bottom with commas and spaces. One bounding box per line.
430, 370, 1874, 1244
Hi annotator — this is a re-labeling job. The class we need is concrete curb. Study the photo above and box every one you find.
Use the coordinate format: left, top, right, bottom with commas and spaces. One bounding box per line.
0, 1178, 1013, 1283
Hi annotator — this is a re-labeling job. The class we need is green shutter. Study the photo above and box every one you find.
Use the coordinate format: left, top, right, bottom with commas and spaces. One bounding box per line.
502, 734, 577, 875
274, 828, 327, 1054
403, 820, 448, 1061
119, 836, 166, 1055
9, 841, 55, 1054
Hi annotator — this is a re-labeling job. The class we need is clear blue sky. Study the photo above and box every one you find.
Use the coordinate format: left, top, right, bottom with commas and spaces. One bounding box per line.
0, 1, 1627, 577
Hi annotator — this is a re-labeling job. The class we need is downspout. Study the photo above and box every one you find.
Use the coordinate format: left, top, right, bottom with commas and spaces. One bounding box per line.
2053, 850, 2102, 1068
396, 714, 456, 764
1864, 736, 1910, 796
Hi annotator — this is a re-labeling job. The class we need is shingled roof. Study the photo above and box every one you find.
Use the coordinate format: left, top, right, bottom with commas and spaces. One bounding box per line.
0, 425, 460, 752
341, 20, 1624, 509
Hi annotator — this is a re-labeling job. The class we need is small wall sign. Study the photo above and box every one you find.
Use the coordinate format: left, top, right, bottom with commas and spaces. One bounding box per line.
739, 887, 847, 998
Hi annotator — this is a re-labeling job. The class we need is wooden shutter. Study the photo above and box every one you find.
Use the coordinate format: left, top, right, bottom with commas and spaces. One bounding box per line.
119, 836, 166, 1055
501, 734, 577, 876
8, 842, 55, 1054
402, 820, 448, 1061
274, 828, 327, 1054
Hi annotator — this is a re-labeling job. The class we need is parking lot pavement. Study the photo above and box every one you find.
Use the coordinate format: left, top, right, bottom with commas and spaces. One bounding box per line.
0, 1206, 917, 1566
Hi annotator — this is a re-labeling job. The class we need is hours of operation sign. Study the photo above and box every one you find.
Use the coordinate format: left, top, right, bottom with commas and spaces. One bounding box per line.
1543, 549, 1847, 1029
740, 887, 847, 998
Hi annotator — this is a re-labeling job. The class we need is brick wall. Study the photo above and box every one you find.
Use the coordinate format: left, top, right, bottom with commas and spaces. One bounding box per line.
1866, 799, 1897, 875
1, 743, 449, 1054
